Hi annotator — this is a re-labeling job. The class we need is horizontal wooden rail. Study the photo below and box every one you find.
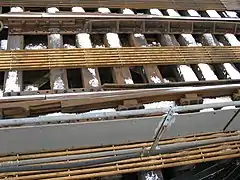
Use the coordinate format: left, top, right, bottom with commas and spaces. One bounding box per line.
0, 46, 239, 71
0, 0, 232, 11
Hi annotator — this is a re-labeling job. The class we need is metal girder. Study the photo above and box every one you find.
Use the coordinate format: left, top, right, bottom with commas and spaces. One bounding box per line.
0, 108, 239, 155
0, 13, 240, 35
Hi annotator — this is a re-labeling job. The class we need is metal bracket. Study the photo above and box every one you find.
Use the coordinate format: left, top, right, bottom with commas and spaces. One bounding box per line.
142, 107, 175, 156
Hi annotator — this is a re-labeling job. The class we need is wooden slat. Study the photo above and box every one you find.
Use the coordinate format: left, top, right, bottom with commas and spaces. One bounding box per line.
0, 46, 239, 71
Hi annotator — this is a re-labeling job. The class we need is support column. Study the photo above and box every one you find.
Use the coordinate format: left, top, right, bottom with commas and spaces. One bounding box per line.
129, 32, 163, 84
73, 7, 101, 89
204, 10, 240, 79
164, 9, 198, 82
47, 7, 68, 90
99, 8, 133, 84
4, 7, 24, 93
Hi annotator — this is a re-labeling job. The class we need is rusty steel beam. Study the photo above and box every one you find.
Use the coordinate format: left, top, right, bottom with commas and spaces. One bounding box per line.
0, 46, 239, 71
0, 12, 239, 35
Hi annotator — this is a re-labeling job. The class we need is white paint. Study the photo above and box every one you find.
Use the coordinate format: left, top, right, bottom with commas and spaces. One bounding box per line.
105, 33, 122, 48
124, 78, 134, 84
151, 76, 161, 83
5, 71, 20, 92
187, 10, 200, 17
206, 10, 221, 18
88, 68, 99, 87
76, 33, 92, 48
47, 7, 59, 13
72, 7, 85, 13
150, 9, 163, 16
10, 7, 23, 12
225, 11, 238, 18
1, 40, 7, 50
144, 101, 175, 109
122, 8, 135, 15
98, 7, 111, 13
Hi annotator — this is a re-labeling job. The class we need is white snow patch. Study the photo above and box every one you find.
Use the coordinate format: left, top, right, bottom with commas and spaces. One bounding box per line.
43, 112, 76, 117
223, 63, 240, 79
177, 65, 198, 81
200, 97, 235, 112
202, 34, 219, 46
1, 40, 7, 50
167, 9, 180, 16
187, 10, 200, 17
88, 68, 99, 87
144, 101, 175, 109
106, 33, 122, 48
150, 9, 163, 16
64, 44, 76, 49
53, 77, 65, 90
88, 108, 116, 113
10, 7, 23, 12
25, 43, 47, 50
198, 63, 218, 80
24, 85, 39, 91
76, 33, 92, 48
224, 33, 240, 46
124, 78, 134, 84
122, 8, 134, 15
4, 71, 20, 92
180, 34, 197, 46
151, 76, 161, 83
47, 7, 59, 13
225, 11, 238, 18
72, 7, 85, 13
0, 89, 3, 97
206, 10, 221, 18
144, 172, 159, 180
88, 68, 96, 77
98, 7, 111, 13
